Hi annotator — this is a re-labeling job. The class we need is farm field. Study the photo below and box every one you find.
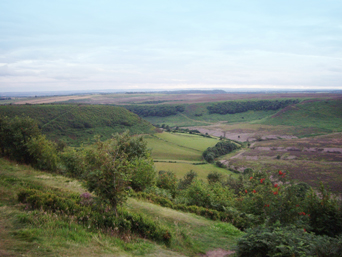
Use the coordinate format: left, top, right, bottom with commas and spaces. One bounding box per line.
144, 132, 238, 179
154, 162, 238, 181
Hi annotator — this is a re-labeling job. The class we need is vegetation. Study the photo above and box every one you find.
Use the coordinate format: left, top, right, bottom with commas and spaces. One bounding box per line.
261, 99, 342, 132
207, 99, 299, 115
2, 96, 342, 256
124, 104, 185, 117
0, 104, 155, 145
203, 140, 241, 163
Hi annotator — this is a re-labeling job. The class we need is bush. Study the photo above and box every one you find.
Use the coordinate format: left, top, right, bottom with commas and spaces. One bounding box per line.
306, 183, 342, 237
178, 170, 198, 190
207, 171, 225, 184
130, 157, 156, 191
26, 134, 59, 171
0, 116, 41, 163
60, 147, 86, 178
157, 171, 177, 198
236, 225, 342, 257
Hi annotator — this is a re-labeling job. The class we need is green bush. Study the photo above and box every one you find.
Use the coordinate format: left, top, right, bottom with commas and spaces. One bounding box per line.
178, 170, 198, 190
0, 116, 41, 163
130, 157, 156, 191
207, 171, 225, 184
306, 183, 342, 237
157, 171, 177, 198
60, 147, 86, 178
26, 134, 60, 171
236, 225, 342, 257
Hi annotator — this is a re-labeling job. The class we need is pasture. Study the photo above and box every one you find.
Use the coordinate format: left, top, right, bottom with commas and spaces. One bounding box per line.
145, 132, 238, 180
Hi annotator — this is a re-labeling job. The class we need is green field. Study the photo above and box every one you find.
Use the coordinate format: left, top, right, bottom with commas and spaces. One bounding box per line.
145, 132, 221, 161
154, 162, 238, 181
145, 135, 202, 161
145, 132, 238, 180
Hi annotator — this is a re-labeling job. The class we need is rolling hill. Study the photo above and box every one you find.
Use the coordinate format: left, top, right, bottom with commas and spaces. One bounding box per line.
0, 104, 155, 145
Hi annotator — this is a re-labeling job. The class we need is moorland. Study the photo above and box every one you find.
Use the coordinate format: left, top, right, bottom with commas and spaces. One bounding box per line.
1, 91, 342, 256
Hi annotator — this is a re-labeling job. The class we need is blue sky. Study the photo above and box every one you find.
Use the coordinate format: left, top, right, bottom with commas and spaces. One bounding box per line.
0, 0, 341, 92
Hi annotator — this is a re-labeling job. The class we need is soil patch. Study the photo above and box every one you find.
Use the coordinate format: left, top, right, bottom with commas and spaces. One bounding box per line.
201, 248, 235, 257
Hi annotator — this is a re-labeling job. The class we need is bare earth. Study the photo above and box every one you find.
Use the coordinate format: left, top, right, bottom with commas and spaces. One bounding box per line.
201, 249, 235, 257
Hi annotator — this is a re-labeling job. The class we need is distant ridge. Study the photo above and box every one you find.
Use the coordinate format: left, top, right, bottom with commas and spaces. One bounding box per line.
126, 90, 227, 94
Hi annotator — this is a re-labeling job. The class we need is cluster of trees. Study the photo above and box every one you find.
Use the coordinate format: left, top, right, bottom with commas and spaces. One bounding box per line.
0, 116, 156, 216
202, 140, 240, 163
0, 97, 11, 100
207, 99, 299, 115
124, 105, 185, 117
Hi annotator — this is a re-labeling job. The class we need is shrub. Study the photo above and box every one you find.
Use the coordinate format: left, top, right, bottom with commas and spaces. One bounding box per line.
157, 171, 177, 198
0, 116, 41, 163
26, 134, 59, 171
306, 183, 342, 237
60, 147, 86, 178
207, 171, 225, 184
236, 225, 342, 257
178, 170, 198, 190
130, 157, 156, 191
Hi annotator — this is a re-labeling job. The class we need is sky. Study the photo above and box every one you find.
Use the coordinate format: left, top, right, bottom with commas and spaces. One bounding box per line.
0, 0, 342, 92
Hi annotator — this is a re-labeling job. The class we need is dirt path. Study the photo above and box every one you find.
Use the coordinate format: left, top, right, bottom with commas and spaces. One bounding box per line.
231, 142, 255, 159
201, 249, 235, 257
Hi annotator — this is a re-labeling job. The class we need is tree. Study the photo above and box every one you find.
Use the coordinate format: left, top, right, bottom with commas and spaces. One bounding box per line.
84, 131, 154, 217
0, 116, 41, 163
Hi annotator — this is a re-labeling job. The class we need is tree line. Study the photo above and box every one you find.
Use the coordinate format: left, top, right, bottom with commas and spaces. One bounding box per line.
124, 105, 185, 117
207, 99, 299, 115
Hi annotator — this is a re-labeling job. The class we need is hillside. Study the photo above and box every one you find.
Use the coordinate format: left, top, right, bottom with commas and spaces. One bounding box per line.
260, 99, 342, 133
0, 158, 242, 256
0, 104, 155, 145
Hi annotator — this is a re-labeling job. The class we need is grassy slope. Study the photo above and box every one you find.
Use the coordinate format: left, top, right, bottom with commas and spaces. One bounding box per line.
0, 104, 155, 146
260, 99, 342, 133
0, 158, 242, 256
144, 108, 279, 127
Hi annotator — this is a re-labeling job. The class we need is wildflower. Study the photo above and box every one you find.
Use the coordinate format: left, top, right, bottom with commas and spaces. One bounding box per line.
279, 170, 283, 175
250, 177, 253, 180
273, 191, 278, 195
260, 178, 265, 184
253, 190, 256, 193
304, 228, 306, 232
296, 204, 299, 207
245, 190, 248, 194
274, 184, 278, 188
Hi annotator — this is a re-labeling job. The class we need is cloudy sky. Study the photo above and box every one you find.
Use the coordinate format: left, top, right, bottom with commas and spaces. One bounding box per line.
0, 0, 341, 92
